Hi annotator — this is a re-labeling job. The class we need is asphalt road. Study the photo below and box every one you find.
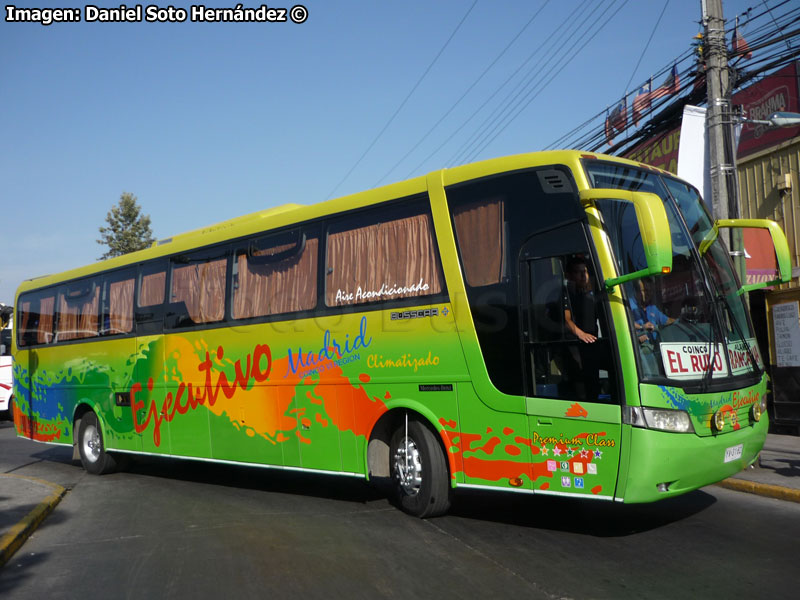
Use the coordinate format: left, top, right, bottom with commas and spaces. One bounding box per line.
1, 421, 799, 600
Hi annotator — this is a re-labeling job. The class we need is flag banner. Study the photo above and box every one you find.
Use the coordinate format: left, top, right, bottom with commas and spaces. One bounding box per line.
732, 18, 753, 60
632, 79, 652, 127
652, 64, 680, 99
605, 97, 627, 144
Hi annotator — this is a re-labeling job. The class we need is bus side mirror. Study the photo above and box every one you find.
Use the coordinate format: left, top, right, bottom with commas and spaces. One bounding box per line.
580, 189, 673, 290
713, 218, 792, 292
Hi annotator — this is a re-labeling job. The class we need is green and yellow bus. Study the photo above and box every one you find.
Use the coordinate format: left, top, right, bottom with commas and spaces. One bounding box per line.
12, 150, 790, 517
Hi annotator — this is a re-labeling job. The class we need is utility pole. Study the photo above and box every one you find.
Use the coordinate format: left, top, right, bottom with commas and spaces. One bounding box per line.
703, 0, 746, 281
703, 0, 735, 222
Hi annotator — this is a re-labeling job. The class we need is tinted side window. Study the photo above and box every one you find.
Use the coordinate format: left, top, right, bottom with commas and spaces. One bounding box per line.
452, 198, 506, 287
168, 250, 228, 327
233, 227, 318, 319
139, 264, 166, 308
18, 291, 56, 347
325, 198, 444, 307
103, 268, 136, 336
56, 278, 101, 342
446, 168, 584, 396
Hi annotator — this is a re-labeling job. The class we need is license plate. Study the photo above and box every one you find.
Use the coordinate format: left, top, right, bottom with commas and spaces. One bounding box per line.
724, 444, 743, 463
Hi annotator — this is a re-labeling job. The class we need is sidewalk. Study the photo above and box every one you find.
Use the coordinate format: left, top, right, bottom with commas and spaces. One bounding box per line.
1, 434, 798, 568
715, 432, 800, 502
0, 474, 66, 568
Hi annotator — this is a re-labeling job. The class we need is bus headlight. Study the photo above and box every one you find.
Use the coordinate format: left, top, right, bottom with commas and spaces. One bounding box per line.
643, 408, 694, 433
624, 406, 694, 433
751, 401, 762, 422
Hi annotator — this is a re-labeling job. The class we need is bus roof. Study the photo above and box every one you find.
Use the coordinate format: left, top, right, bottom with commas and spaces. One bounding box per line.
15, 150, 663, 298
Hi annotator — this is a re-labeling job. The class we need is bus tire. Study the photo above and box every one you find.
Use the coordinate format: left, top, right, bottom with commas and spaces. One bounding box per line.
77, 412, 118, 475
390, 418, 451, 518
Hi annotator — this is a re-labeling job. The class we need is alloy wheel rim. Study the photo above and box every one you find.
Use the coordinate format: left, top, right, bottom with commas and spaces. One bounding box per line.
83, 424, 101, 463
393, 435, 422, 496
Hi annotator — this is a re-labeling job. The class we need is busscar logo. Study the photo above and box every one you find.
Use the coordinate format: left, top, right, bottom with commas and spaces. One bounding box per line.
390, 308, 439, 320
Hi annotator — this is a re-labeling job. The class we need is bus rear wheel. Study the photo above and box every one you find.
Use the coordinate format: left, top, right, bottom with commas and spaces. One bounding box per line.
77, 412, 118, 475
389, 418, 451, 518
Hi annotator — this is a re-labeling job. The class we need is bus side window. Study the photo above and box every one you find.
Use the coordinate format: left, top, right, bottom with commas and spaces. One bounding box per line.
102, 269, 136, 336
18, 294, 55, 347
140, 267, 166, 308
232, 227, 318, 319
167, 251, 228, 328
55, 278, 101, 342
135, 262, 167, 335
325, 199, 444, 307
451, 197, 506, 287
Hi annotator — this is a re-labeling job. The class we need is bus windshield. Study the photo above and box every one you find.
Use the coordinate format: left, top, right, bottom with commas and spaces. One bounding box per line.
585, 161, 761, 386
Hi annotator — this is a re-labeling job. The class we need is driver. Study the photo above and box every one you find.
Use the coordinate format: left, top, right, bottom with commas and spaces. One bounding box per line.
629, 278, 674, 343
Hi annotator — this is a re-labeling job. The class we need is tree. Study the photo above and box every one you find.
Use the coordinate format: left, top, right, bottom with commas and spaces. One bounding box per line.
97, 192, 155, 260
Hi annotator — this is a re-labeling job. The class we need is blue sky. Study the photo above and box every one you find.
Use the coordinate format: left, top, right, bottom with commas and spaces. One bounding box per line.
0, 0, 758, 305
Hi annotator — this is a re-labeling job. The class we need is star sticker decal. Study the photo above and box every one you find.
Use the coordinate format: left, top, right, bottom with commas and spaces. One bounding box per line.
553, 446, 562, 456
593, 449, 603, 460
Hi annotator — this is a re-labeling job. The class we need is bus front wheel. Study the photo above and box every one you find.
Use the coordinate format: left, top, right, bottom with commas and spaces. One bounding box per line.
77, 412, 118, 475
389, 418, 451, 518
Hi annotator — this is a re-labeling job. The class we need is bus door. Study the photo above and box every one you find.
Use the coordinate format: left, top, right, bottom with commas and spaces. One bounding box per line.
18, 291, 58, 441
132, 261, 173, 456
23, 348, 38, 437
90, 267, 140, 455
519, 223, 622, 500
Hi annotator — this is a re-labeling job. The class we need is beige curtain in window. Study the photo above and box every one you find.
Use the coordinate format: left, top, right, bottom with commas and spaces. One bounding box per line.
19, 296, 55, 345
172, 259, 226, 323
452, 198, 505, 287
57, 298, 78, 341
326, 212, 443, 306
108, 278, 135, 334
19, 301, 31, 346
58, 286, 99, 341
38, 296, 54, 344
233, 237, 318, 319
140, 271, 166, 307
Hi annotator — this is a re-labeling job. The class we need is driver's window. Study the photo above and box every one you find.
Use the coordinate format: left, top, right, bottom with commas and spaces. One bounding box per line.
525, 254, 616, 403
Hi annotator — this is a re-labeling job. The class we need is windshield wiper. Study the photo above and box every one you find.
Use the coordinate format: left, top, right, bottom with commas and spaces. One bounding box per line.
720, 292, 762, 380
700, 298, 722, 393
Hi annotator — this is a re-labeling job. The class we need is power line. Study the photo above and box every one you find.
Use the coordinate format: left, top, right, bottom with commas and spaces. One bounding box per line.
449, 0, 611, 166
460, 0, 633, 165
760, 0, 796, 50
372, 0, 552, 188
548, 0, 800, 156
621, 0, 671, 96
402, 0, 597, 178
324, 0, 478, 200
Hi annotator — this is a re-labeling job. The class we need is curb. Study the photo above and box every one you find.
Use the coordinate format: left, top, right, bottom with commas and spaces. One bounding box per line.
716, 477, 800, 503
0, 474, 67, 568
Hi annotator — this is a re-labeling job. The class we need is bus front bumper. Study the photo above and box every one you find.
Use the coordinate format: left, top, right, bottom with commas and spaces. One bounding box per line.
620, 417, 768, 503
